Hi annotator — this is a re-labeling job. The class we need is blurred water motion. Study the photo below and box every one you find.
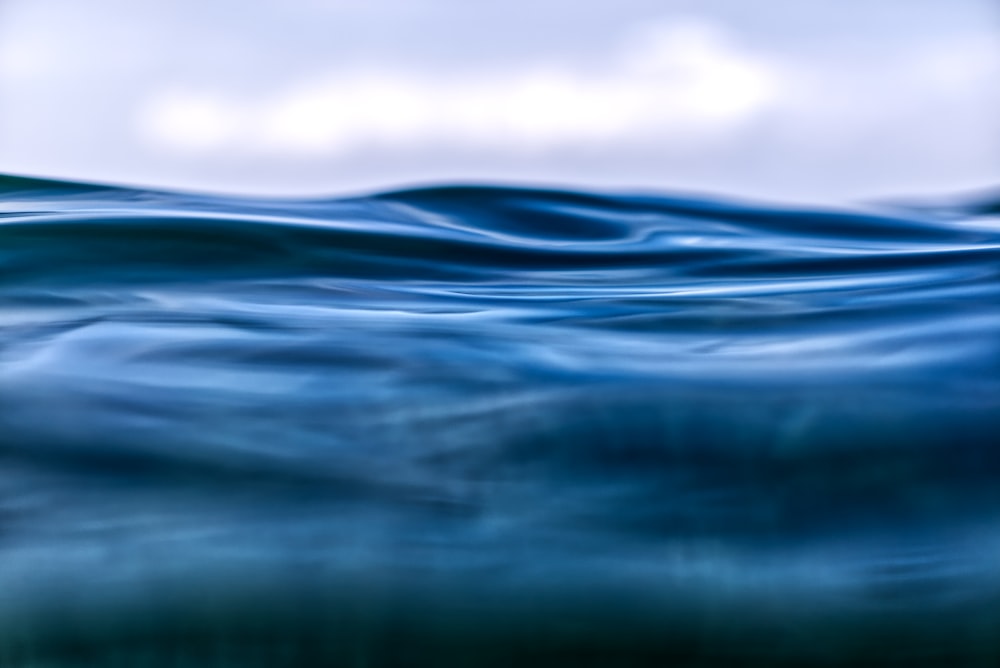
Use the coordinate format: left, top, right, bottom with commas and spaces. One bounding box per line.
2, 174, 1000, 665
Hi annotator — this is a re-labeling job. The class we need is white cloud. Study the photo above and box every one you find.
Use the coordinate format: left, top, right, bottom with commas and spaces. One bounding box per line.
135, 17, 781, 158
258, 75, 435, 155
137, 89, 246, 153
912, 35, 1000, 91
621, 19, 776, 123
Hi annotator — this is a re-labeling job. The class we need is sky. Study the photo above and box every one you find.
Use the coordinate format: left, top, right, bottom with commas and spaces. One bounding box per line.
0, 0, 998, 201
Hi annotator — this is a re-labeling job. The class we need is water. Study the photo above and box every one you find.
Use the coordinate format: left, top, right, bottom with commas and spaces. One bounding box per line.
2, 173, 1000, 665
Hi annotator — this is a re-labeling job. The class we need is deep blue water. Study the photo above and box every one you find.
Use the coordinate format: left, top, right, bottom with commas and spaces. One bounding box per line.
2, 174, 1000, 664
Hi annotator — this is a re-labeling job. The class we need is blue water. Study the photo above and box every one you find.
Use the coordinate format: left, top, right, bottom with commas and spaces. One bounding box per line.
2, 174, 1000, 664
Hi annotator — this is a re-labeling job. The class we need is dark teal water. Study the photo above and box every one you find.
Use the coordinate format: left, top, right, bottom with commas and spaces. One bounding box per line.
2, 174, 1000, 665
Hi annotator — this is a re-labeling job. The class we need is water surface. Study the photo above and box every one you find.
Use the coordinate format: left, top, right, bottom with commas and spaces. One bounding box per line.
2, 174, 1000, 665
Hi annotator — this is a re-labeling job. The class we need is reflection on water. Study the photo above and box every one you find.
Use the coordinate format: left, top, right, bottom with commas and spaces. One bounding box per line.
2, 174, 1000, 665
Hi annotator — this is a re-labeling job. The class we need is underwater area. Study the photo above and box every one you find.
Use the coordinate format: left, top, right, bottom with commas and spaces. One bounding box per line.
1, 173, 1000, 665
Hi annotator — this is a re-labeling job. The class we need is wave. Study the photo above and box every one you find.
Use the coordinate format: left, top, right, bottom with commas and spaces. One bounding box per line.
2, 174, 1000, 664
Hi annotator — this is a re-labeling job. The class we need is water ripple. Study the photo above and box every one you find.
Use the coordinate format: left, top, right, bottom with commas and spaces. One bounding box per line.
2, 174, 1000, 662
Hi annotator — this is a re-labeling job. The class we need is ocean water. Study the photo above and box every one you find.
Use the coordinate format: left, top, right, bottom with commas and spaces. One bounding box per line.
1, 173, 1000, 665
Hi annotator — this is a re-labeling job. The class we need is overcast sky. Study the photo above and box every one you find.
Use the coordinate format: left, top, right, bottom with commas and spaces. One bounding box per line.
1, 0, 998, 201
